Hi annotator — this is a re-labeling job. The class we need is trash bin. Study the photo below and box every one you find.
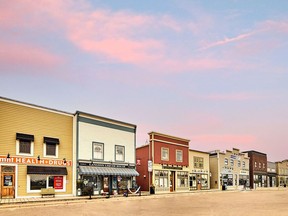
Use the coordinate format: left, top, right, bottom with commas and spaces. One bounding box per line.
222, 185, 227, 191
150, 186, 155, 194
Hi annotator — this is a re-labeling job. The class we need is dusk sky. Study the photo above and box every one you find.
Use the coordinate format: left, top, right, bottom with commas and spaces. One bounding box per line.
1, 0, 288, 162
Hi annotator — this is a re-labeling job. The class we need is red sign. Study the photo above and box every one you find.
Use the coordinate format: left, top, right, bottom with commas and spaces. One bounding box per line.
136, 159, 141, 165
54, 176, 63, 189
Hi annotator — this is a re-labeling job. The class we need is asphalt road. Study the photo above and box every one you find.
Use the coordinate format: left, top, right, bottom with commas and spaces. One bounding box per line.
1, 189, 288, 216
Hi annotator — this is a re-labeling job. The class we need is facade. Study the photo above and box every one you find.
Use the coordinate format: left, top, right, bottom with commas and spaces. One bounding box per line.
0, 97, 73, 198
267, 161, 277, 187
210, 148, 249, 190
136, 132, 190, 193
75, 111, 138, 196
276, 160, 288, 187
189, 149, 210, 190
242, 151, 267, 189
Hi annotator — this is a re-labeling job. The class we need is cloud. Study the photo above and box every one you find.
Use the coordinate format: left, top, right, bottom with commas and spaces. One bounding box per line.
200, 92, 260, 101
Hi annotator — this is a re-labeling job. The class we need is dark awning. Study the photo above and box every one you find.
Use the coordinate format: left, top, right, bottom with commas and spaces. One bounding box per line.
27, 166, 67, 175
44, 137, 60, 145
79, 166, 139, 176
16, 133, 34, 141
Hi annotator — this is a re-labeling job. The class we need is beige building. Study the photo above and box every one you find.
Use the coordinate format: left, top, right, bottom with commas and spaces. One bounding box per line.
0, 97, 73, 198
189, 149, 210, 190
276, 160, 288, 187
209, 148, 249, 190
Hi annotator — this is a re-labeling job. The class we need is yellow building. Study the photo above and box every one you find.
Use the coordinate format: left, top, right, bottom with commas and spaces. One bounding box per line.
0, 97, 73, 198
276, 160, 288, 187
209, 148, 249, 190
189, 149, 210, 190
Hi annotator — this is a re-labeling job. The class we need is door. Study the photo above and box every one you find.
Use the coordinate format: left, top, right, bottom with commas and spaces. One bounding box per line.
1, 171, 15, 198
170, 171, 175, 192
103, 176, 109, 193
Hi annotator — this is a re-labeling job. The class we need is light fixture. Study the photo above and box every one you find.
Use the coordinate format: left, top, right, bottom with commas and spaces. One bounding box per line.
37, 155, 40, 161
63, 158, 67, 164
7, 153, 10, 159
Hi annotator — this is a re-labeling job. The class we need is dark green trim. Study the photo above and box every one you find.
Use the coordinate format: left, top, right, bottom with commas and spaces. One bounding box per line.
78, 116, 136, 133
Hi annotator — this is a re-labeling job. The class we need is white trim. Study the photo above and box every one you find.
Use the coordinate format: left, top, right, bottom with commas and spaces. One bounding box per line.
16, 140, 34, 156
161, 147, 169, 161
43, 142, 59, 158
176, 150, 183, 162
150, 139, 189, 148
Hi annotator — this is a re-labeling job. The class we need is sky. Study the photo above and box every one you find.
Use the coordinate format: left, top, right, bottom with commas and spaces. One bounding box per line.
1, 0, 288, 162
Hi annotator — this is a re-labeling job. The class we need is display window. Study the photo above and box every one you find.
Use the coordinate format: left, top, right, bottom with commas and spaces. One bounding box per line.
28, 175, 66, 192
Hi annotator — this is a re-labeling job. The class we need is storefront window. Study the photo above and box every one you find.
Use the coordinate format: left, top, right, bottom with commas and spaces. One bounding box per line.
222, 174, 233, 186
155, 170, 169, 188
29, 175, 65, 191
177, 172, 188, 187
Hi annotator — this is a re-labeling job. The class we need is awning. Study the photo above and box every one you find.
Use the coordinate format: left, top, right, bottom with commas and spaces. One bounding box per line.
44, 137, 60, 145
16, 133, 34, 141
79, 166, 139, 176
27, 166, 67, 175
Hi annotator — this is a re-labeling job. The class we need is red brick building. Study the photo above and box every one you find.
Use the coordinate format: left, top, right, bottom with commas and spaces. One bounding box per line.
136, 132, 190, 193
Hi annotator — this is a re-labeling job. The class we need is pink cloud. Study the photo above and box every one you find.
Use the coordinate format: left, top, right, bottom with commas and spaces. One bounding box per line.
0, 42, 63, 71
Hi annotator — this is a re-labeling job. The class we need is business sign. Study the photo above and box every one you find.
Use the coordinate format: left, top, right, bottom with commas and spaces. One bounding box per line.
54, 176, 63, 189
0, 155, 72, 166
148, 160, 153, 172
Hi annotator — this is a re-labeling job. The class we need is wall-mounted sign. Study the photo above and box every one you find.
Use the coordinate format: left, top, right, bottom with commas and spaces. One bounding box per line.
162, 165, 183, 170
136, 159, 141, 166
148, 160, 153, 172
0, 155, 72, 166
54, 176, 63, 189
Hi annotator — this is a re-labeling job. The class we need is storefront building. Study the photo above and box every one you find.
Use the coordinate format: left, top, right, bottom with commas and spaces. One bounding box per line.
267, 161, 277, 187
276, 160, 288, 187
242, 151, 267, 189
136, 132, 190, 193
210, 148, 249, 190
189, 149, 210, 190
75, 111, 138, 196
0, 97, 73, 198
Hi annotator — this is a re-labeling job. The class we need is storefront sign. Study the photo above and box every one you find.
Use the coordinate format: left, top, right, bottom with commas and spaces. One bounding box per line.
0, 155, 72, 166
162, 165, 183, 170
54, 176, 63, 189
148, 160, 153, 172
78, 162, 133, 168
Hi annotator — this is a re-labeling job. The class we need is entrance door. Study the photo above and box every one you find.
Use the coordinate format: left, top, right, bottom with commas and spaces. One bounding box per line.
170, 171, 175, 192
103, 176, 109, 193
1, 166, 15, 198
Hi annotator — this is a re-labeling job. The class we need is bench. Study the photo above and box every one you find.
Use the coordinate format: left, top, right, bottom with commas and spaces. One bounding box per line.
41, 188, 55, 198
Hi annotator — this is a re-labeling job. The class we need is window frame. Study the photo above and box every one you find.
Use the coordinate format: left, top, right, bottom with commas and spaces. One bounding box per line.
16, 139, 34, 156
92, 142, 104, 161
115, 145, 125, 162
161, 147, 169, 161
224, 158, 228, 166
194, 157, 204, 169
176, 150, 183, 162
27, 175, 66, 193
43, 142, 58, 158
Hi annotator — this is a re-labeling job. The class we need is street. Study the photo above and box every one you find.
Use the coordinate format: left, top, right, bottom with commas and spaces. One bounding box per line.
1, 189, 288, 216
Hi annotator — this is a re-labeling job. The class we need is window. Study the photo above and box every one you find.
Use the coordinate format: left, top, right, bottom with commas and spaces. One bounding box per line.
29, 175, 65, 192
230, 158, 234, 167
154, 170, 169, 188
238, 160, 241, 167
242, 161, 245, 168
43, 137, 59, 157
176, 150, 183, 162
259, 163, 261, 168
115, 145, 125, 161
16, 133, 34, 156
177, 172, 188, 187
263, 163, 265, 169
194, 157, 204, 169
224, 158, 228, 165
93, 142, 104, 160
161, 147, 169, 161
255, 162, 257, 168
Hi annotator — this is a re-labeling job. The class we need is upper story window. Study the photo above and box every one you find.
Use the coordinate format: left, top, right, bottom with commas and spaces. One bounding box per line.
115, 145, 125, 162
161, 147, 169, 161
224, 158, 228, 165
43, 137, 59, 158
259, 162, 261, 168
238, 160, 241, 167
16, 133, 34, 156
255, 162, 257, 168
93, 142, 104, 160
242, 161, 245, 168
194, 157, 204, 169
176, 150, 183, 162
263, 163, 265, 169
230, 158, 234, 167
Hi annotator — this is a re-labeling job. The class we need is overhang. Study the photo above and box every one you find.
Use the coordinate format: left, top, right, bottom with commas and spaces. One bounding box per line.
79, 166, 139, 176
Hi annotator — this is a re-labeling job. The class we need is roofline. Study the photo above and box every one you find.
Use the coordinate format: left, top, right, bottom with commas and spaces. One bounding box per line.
189, 149, 210, 155
136, 144, 149, 150
75, 110, 137, 128
242, 150, 267, 156
148, 131, 190, 142
0, 96, 73, 116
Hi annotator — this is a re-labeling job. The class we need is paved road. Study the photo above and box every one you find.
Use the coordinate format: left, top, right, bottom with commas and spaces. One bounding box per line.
1, 190, 288, 216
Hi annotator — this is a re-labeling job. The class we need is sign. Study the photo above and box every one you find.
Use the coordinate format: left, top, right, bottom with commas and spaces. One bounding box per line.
136, 159, 141, 166
0, 155, 72, 166
54, 176, 63, 189
148, 160, 153, 172
162, 165, 183, 170
78, 162, 134, 168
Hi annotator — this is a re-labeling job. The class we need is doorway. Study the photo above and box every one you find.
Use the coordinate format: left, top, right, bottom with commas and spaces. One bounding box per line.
170, 171, 175, 192
1, 166, 15, 198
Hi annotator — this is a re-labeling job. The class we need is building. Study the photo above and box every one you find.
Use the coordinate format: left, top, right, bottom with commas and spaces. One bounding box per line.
242, 150, 267, 189
75, 111, 138, 196
0, 97, 73, 198
267, 161, 277, 187
189, 149, 210, 190
136, 132, 190, 193
209, 148, 249, 190
276, 160, 288, 187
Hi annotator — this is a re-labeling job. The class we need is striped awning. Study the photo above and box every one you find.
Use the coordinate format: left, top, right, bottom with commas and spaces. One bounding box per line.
79, 166, 139, 176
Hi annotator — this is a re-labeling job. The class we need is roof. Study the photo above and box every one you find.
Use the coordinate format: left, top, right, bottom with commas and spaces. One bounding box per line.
148, 131, 190, 142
